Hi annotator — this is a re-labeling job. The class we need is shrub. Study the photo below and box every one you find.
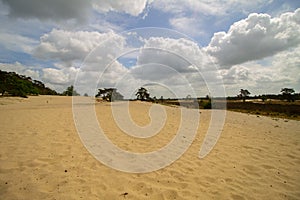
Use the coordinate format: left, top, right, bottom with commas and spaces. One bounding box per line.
203, 101, 212, 109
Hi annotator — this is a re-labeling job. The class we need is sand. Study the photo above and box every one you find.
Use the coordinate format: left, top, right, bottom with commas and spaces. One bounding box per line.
0, 95, 300, 199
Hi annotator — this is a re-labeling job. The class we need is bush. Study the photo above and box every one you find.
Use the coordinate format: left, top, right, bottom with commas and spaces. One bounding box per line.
203, 101, 212, 109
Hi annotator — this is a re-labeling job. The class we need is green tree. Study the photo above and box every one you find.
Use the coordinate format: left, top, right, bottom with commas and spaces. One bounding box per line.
135, 87, 150, 101
238, 89, 251, 102
63, 85, 80, 96
260, 95, 267, 102
281, 88, 295, 102
95, 88, 123, 102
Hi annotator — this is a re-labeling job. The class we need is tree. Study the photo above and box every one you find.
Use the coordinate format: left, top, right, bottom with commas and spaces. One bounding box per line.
261, 94, 267, 102
95, 88, 123, 102
0, 70, 57, 97
135, 87, 150, 101
281, 88, 295, 102
238, 89, 251, 102
63, 85, 80, 96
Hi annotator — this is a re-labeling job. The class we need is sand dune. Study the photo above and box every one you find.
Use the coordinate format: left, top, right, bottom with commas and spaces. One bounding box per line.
0, 96, 300, 199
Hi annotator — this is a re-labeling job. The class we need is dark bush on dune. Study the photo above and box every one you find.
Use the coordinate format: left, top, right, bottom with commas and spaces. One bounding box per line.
0, 70, 57, 98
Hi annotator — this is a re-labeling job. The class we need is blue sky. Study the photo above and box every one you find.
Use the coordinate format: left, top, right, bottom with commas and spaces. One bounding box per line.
0, 0, 299, 97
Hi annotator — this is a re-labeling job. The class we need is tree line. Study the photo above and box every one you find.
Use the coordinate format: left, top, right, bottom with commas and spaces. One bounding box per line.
1, 70, 298, 102
95, 87, 299, 103
231, 88, 299, 102
94, 87, 151, 102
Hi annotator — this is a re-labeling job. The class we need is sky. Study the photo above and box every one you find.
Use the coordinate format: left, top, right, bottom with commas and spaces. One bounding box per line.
0, 0, 299, 98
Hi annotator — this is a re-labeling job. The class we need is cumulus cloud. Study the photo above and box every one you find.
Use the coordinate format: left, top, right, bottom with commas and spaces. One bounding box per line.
72, 36, 211, 98
0, 61, 79, 92
1, 0, 91, 23
129, 37, 201, 97
220, 44, 300, 95
96, 61, 129, 86
124, 36, 224, 97
34, 29, 126, 68
270, 45, 300, 90
0, 62, 40, 80
137, 37, 206, 73
31, 29, 131, 93
169, 17, 205, 37
1, 0, 148, 23
152, 0, 269, 16
152, 0, 226, 16
205, 8, 300, 67
92, 0, 148, 16
0, 32, 37, 53
220, 65, 250, 85
42, 67, 78, 85
134, 37, 223, 90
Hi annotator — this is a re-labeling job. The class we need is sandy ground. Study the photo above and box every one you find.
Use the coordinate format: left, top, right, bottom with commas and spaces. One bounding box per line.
0, 95, 299, 199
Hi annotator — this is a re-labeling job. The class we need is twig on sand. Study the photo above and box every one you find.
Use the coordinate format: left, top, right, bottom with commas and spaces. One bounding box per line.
120, 192, 128, 198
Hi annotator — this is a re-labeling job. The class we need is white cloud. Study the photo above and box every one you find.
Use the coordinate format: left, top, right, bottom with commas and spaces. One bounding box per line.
205, 8, 300, 67
92, 0, 148, 16
96, 61, 129, 86
0, 32, 37, 53
131, 37, 203, 96
125, 36, 224, 97
220, 44, 300, 95
0, 62, 41, 80
152, 0, 269, 16
42, 67, 78, 85
73, 60, 131, 97
34, 29, 126, 68
0, 62, 77, 92
220, 65, 250, 85
137, 37, 207, 72
70, 36, 214, 98
270, 45, 300, 91
169, 17, 205, 37
32, 29, 129, 93
152, 0, 226, 16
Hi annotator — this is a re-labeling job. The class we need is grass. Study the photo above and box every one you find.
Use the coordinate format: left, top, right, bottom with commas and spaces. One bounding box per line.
158, 99, 300, 120
225, 101, 300, 120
